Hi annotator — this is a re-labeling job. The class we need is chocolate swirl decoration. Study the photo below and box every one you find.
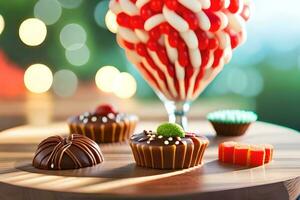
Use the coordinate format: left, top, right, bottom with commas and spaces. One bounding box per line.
32, 134, 104, 170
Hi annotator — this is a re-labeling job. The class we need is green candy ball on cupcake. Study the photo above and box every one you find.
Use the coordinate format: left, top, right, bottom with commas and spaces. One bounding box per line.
156, 122, 185, 138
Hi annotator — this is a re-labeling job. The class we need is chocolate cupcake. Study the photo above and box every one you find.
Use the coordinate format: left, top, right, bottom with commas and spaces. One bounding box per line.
68, 104, 138, 143
207, 110, 258, 136
33, 134, 104, 170
129, 123, 209, 169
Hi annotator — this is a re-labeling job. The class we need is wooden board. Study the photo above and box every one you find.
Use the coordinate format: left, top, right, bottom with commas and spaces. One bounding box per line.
0, 121, 299, 200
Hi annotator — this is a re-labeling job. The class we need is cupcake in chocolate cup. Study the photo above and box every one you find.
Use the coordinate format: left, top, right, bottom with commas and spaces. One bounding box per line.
207, 110, 258, 137
68, 104, 138, 143
129, 123, 209, 169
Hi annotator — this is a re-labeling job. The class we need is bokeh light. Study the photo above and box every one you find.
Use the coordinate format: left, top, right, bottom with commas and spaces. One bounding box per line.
60, 23, 86, 50
24, 64, 53, 93
58, 0, 82, 9
65, 44, 90, 66
94, 0, 110, 29
105, 10, 118, 33
112, 72, 137, 99
95, 66, 120, 92
0, 14, 5, 35
243, 69, 264, 97
53, 69, 78, 97
224, 67, 264, 97
227, 68, 248, 95
34, 0, 62, 25
19, 18, 47, 46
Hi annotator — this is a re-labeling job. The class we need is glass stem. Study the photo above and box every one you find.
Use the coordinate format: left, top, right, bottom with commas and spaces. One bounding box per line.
164, 101, 190, 130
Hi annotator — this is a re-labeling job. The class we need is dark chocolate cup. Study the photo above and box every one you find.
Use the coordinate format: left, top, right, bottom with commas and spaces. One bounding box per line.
129, 137, 209, 169
68, 119, 137, 143
210, 121, 251, 136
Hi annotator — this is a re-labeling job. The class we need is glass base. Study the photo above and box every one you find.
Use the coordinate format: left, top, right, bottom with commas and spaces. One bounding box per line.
155, 91, 191, 130
163, 100, 191, 130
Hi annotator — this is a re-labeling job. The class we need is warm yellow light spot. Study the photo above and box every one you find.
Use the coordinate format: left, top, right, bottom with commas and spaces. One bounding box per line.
113, 72, 137, 99
24, 64, 53, 93
105, 10, 118, 33
19, 18, 47, 46
95, 66, 120, 92
0, 14, 4, 35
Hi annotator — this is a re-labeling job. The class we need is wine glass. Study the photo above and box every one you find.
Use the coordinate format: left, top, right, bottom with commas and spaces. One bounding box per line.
109, 0, 250, 129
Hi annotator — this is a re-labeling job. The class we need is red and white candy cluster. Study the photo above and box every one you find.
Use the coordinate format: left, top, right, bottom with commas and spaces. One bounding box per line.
110, 0, 250, 101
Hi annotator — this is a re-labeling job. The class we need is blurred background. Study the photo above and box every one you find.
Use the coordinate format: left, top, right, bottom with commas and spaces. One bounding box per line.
0, 0, 299, 131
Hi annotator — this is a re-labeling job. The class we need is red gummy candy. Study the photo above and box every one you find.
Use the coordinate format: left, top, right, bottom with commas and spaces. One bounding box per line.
219, 141, 274, 167
219, 141, 236, 163
264, 144, 274, 163
233, 144, 249, 166
249, 145, 265, 167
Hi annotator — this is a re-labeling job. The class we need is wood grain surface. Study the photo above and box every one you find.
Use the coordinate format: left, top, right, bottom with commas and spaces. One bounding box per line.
0, 121, 299, 200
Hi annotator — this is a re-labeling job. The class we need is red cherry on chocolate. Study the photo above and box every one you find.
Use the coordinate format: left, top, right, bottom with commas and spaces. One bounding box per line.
94, 104, 117, 115
165, 0, 178, 10
150, 0, 163, 12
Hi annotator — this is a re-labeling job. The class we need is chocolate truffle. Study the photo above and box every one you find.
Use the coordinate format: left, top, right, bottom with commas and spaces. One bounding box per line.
207, 110, 258, 136
129, 123, 209, 169
68, 104, 138, 143
33, 134, 104, 170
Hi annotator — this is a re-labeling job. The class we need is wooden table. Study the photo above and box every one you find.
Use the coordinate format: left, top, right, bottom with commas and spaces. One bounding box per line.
0, 121, 299, 200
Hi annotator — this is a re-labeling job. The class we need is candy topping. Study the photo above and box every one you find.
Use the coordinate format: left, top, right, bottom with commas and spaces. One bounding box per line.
94, 104, 117, 115
207, 109, 258, 124
156, 122, 185, 137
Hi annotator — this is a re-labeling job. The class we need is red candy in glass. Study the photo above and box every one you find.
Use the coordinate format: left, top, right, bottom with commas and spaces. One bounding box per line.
109, 0, 251, 129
